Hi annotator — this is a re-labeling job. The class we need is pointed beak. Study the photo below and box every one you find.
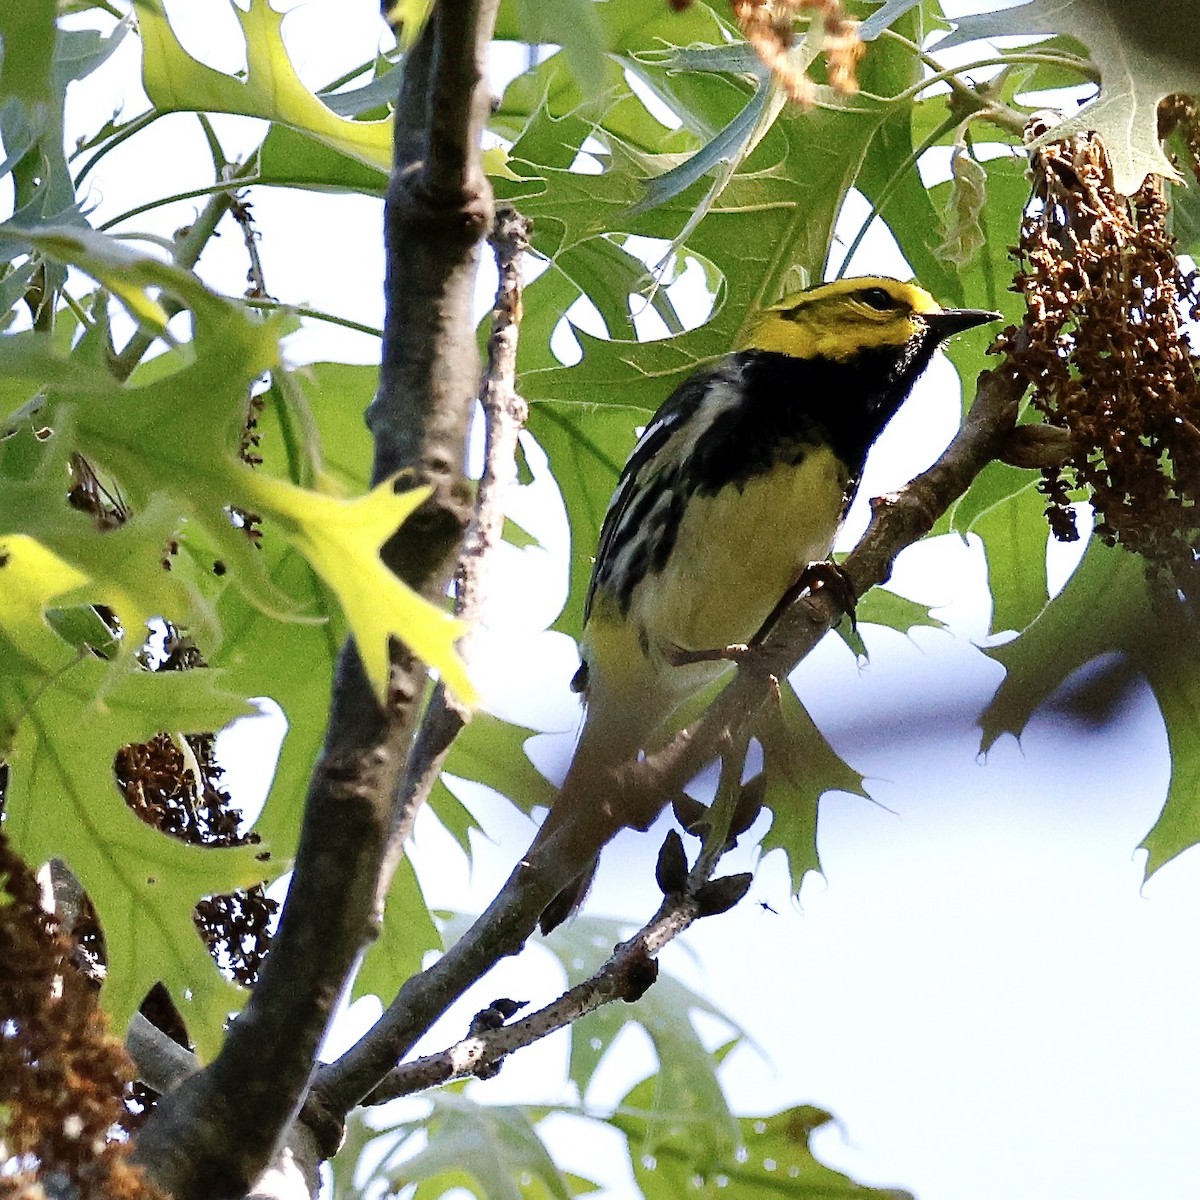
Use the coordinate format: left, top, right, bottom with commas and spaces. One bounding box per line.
924, 308, 1002, 338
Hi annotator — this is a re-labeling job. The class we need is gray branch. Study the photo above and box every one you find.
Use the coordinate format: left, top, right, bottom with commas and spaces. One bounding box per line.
374, 206, 533, 911
366, 891, 703, 1101
131, 2, 498, 1196
125, 1012, 197, 1097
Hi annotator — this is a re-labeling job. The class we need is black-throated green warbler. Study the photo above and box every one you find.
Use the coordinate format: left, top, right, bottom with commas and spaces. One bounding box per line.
537, 276, 999, 931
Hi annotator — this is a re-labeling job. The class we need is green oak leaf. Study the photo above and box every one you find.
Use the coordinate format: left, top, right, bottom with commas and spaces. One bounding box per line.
433, 711, 557, 850
211, 536, 338, 860
352, 856, 441, 1003
942, 0, 1200, 193
514, 0, 609, 101
3, 654, 266, 1059
968, 480, 1050, 635
499, 0, 932, 639
0, 4, 130, 240
919, 152, 1048, 637
979, 540, 1148, 752
930, 153, 1031, 395
611, 1075, 915, 1199
241, 472, 474, 705
0, 423, 223, 666
526, 400, 649, 638
853, 586, 947, 637
0, 221, 187, 329
242, 365, 483, 856
133, 0, 392, 171
543, 914, 745, 1170
3, 233, 473, 707
383, 0, 435, 50
979, 539, 1200, 874
0, 526, 266, 1055
758, 686, 867, 891
1141, 641, 1200, 873
0, 0, 55, 108
387, 1091, 594, 1200
0, 533, 92, 745
258, 122, 388, 196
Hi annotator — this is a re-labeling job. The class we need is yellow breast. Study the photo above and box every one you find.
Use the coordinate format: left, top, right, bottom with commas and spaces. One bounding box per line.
631, 443, 850, 662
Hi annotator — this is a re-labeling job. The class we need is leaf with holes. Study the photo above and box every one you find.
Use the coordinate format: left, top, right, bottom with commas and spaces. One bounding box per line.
3, 653, 265, 1058
942, 0, 1200, 192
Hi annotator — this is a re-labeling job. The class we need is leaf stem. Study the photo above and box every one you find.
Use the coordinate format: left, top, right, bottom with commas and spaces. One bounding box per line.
110, 160, 258, 380
238, 297, 383, 338
318, 49, 403, 96
60, 289, 95, 330
834, 111, 961, 280
73, 110, 162, 184
97, 174, 275, 231
877, 31, 1096, 129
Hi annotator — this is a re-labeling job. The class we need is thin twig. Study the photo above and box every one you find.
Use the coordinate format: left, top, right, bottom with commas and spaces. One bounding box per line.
110, 158, 258, 382
229, 191, 272, 300
457, 206, 534, 629
690, 728, 748, 884
365, 891, 700, 1102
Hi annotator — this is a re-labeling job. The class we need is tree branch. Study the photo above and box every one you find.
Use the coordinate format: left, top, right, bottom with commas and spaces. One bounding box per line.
364, 827, 750, 1103
375, 205, 533, 909
308, 362, 1027, 1125
365, 890, 703, 1101
125, 1012, 197, 1097
131, 2, 498, 1196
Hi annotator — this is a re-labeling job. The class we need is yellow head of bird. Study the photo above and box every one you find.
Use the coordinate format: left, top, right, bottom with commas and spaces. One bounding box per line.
740, 276, 995, 361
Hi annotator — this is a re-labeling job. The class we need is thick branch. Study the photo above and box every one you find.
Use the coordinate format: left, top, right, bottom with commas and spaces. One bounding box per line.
308, 363, 1026, 1123
375, 206, 532, 908
132, 3, 498, 1196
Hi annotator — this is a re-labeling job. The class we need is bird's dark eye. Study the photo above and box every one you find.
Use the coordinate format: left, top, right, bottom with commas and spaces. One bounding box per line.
860, 286, 899, 311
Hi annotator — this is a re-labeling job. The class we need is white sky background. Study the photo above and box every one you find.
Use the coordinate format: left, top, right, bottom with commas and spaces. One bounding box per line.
42, 2, 1200, 1198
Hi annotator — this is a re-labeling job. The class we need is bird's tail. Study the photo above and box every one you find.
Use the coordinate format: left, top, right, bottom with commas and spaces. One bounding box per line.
534, 669, 668, 934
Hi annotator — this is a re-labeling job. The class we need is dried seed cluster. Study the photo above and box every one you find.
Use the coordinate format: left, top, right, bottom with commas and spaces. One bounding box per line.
997, 121, 1200, 600
0, 834, 166, 1199
732, 0, 863, 106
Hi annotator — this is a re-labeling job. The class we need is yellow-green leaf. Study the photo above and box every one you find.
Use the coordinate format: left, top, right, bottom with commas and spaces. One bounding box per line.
241, 473, 475, 705
134, 0, 393, 171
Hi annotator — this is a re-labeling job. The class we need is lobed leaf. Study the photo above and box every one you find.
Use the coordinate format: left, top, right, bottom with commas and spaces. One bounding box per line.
543, 914, 745, 1168
388, 1091, 594, 1200
612, 1077, 915, 1199
979, 539, 1200, 874
757, 687, 867, 892
942, 0, 1200, 193
134, 0, 392, 170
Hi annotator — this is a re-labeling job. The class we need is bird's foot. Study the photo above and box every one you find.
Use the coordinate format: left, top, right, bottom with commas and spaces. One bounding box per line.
752, 559, 859, 646
664, 641, 752, 668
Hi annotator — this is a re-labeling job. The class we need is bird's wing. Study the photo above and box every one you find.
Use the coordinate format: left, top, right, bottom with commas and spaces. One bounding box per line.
582, 360, 732, 624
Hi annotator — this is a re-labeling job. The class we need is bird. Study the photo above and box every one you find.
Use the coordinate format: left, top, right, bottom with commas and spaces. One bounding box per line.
534, 276, 999, 932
